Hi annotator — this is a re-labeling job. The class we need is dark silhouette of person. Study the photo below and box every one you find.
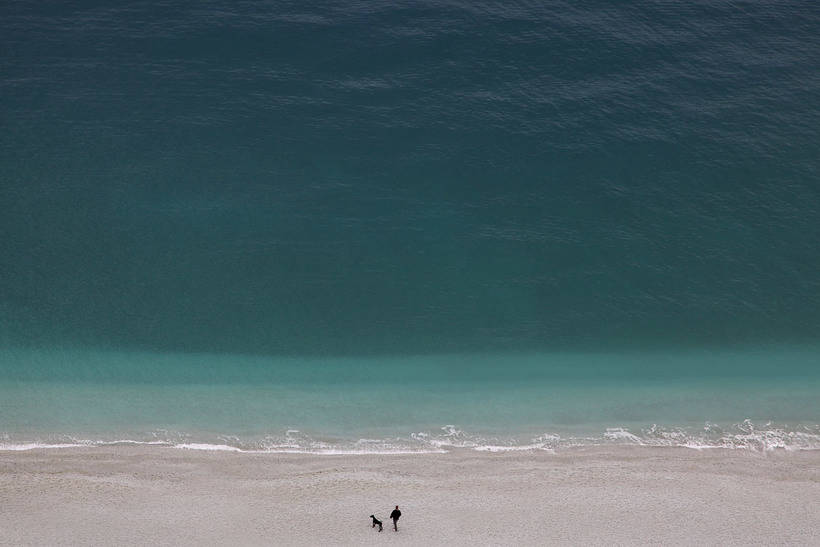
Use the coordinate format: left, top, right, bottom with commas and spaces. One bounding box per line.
390, 505, 401, 531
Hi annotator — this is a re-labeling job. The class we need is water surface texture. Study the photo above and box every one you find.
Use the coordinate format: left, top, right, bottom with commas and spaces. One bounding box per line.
1, 1, 819, 451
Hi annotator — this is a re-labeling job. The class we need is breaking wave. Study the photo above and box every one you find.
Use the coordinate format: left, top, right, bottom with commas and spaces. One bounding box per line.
2, 420, 819, 454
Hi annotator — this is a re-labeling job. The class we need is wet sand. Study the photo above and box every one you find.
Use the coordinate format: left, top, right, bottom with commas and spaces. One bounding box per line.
1, 446, 818, 546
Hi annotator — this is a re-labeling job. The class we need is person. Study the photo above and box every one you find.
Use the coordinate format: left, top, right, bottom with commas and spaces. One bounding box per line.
390, 505, 401, 531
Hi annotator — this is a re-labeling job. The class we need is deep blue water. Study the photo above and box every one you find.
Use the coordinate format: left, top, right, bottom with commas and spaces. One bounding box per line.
1, 1, 819, 451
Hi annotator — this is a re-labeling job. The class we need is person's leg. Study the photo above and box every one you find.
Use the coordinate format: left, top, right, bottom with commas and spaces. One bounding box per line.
393, 519, 398, 531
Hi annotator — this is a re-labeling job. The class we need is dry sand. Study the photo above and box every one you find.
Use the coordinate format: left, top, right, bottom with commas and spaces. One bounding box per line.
1, 446, 818, 546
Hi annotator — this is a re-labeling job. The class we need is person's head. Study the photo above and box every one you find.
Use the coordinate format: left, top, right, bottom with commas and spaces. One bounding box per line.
395, 505, 399, 509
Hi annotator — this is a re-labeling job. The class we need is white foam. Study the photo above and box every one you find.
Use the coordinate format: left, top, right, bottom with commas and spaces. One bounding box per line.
2, 421, 818, 454
175, 443, 244, 452
171, 444, 445, 455
473, 444, 555, 452
98, 440, 173, 446
604, 428, 644, 444
0, 443, 88, 451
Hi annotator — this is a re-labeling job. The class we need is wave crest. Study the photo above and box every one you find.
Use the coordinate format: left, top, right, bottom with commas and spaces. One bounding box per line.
2, 421, 819, 454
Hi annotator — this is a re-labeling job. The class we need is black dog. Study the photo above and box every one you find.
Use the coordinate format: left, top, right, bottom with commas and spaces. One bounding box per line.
370, 515, 383, 532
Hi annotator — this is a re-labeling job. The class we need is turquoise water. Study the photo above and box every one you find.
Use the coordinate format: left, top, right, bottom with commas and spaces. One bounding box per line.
2, 347, 818, 451
1, 2, 819, 451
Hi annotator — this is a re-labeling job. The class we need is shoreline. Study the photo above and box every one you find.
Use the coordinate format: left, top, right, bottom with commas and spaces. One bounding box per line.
2, 441, 820, 455
2, 446, 818, 545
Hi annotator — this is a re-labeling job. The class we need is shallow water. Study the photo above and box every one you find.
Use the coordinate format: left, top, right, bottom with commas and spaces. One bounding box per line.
2, 347, 818, 452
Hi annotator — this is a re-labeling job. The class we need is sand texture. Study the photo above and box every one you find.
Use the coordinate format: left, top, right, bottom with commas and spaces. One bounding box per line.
1, 447, 818, 546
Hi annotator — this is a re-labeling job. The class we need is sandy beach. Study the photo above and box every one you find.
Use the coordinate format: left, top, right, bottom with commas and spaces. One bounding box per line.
1, 447, 817, 546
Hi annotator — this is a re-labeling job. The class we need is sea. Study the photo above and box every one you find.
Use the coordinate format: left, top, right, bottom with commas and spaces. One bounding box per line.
1, 1, 819, 453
